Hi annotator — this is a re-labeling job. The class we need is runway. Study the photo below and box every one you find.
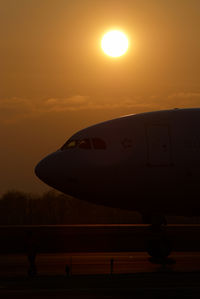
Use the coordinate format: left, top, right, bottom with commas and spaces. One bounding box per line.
1, 224, 200, 253
1, 225, 200, 297
1, 252, 200, 276
1, 252, 200, 298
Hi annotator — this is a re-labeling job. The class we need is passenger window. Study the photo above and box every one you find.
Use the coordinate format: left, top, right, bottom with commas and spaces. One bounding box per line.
61, 140, 78, 150
92, 138, 106, 149
79, 139, 91, 149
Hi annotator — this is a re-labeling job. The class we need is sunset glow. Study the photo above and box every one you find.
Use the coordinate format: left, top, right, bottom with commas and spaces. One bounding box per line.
101, 30, 129, 57
0, 0, 199, 196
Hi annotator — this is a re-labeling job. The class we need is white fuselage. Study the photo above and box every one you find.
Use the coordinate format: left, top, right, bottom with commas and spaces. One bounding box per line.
35, 108, 200, 216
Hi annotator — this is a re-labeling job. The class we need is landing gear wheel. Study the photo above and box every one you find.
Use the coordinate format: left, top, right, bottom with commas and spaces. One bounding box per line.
28, 267, 37, 277
142, 213, 173, 261
146, 237, 172, 259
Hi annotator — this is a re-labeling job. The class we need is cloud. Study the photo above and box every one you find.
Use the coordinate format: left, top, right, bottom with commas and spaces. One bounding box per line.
0, 96, 91, 123
43, 95, 155, 112
0, 98, 36, 124
1, 92, 200, 124
168, 92, 200, 99
168, 92, 200, 106
0, 98, 34, 113
44, 95, 90, 112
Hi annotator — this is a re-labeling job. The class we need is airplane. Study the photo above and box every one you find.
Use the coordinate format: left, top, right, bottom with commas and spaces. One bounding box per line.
35, 108, 200, 258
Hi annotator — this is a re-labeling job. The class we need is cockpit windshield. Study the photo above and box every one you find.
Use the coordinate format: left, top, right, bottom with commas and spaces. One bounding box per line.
60, 139, 78, 150
79, 139, 91, 149
61, 137, 106, 151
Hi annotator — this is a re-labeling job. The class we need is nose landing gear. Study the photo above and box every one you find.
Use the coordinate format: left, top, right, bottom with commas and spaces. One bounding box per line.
143, 214, 173, 262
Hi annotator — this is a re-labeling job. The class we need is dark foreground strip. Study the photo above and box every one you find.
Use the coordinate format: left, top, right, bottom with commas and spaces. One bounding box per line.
1, 272, 200, 290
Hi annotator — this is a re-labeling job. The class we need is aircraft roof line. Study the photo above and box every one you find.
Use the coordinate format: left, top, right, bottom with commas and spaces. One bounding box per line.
73, 107, 200, 136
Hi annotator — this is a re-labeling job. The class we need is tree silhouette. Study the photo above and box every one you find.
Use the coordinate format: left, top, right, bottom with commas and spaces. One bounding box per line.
2, 189, 196, 224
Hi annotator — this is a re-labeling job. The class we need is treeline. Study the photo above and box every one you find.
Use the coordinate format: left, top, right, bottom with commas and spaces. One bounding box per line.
0, 190, 141, 225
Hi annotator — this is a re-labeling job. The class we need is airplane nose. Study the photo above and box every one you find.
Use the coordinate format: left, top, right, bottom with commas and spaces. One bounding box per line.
35, 156, 50, 183
35, 152, 60, 185
35, 151, 80, 196
35, 151, 79, 195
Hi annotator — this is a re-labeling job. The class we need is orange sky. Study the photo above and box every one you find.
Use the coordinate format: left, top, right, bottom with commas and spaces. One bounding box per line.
0, 0, 200, 194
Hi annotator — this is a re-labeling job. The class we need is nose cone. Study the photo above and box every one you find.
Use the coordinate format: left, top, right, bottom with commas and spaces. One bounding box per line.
35, 153, 59, 186
35, 151, 80, 197
35, 157, 49, 183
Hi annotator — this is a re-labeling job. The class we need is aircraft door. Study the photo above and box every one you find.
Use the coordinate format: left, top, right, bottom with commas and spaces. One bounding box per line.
146, 125, 172, 166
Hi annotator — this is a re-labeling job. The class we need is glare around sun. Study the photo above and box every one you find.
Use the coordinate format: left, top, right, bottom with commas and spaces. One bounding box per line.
101, 30, 129, 58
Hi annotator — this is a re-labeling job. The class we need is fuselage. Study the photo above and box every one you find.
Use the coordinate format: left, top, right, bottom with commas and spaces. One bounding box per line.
35, 108, 200, 216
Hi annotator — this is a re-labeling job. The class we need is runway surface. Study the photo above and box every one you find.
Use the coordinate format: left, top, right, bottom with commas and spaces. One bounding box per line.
1, 224, 200, 253
1, 225, 200, 297
1, 252, 200, 276
1, 252, 200, 298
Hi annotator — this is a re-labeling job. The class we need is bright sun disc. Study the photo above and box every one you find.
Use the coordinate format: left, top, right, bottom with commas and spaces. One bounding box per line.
101, 30, 129, 58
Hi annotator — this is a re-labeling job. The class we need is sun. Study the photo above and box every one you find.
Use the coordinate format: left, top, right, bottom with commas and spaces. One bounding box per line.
101, 30, 129, 58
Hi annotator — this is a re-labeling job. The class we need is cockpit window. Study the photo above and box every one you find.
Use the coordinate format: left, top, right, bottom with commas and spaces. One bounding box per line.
61, 137, 106, 151
61, 139, 78, 150
92, 138, 106, 149
79, 138, 91, 149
